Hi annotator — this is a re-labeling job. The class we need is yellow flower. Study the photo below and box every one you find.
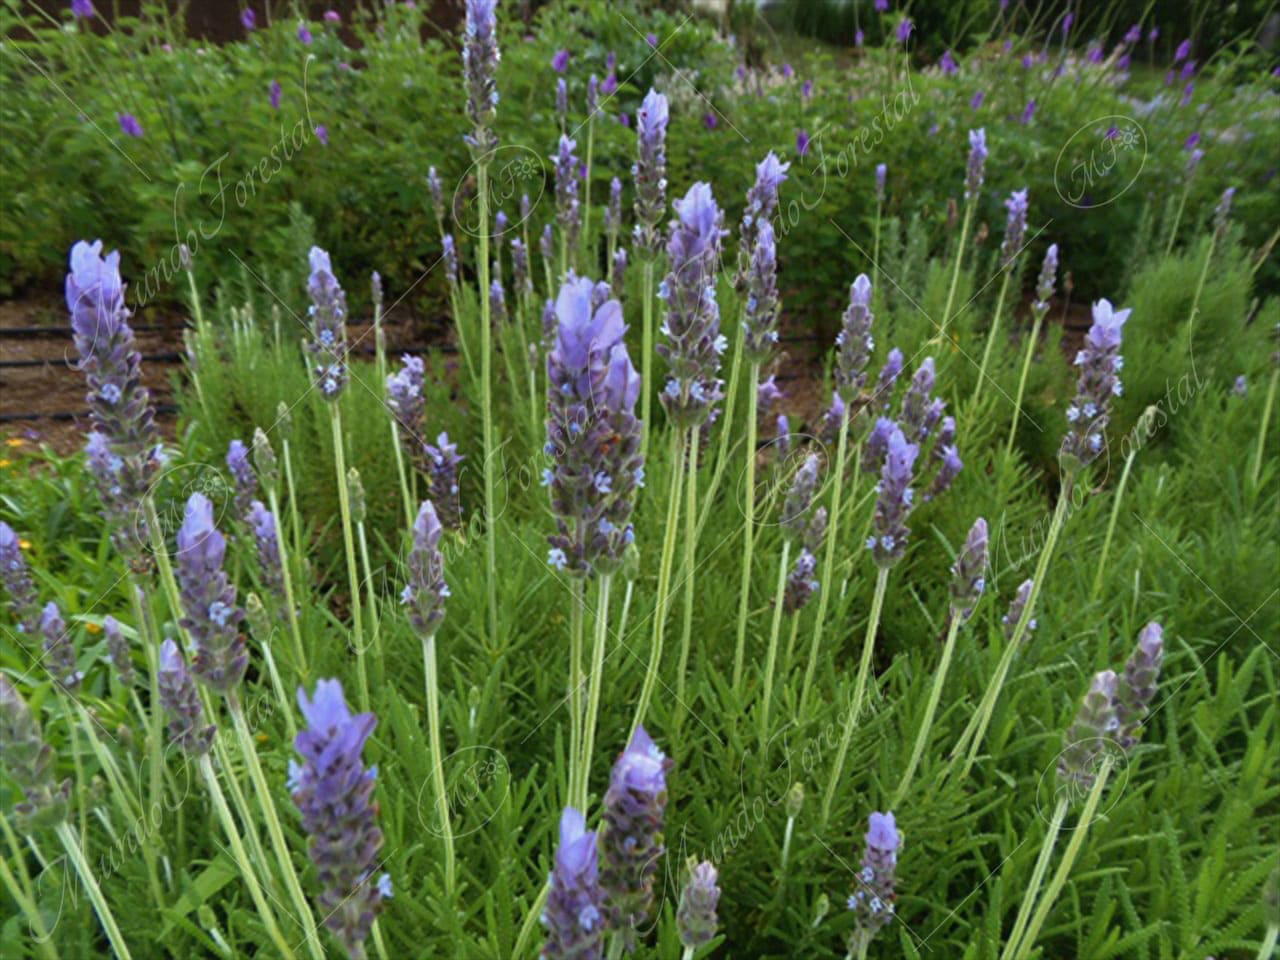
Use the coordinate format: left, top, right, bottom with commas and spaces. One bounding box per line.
86, 622, 103, 635
4, 437, 23, 447
0, 460, 11, 469
18, 539, 31, 550
255, 733, 270, 744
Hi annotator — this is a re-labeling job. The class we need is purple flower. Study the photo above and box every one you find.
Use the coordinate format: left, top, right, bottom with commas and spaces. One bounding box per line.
0, 676, 71, 831
970, 89, 985, 111
1020, 99, 1036, 125
306, 246, 348, 399
424, 433, 464, 531
1123, 24, 1142, 46
601, 71, 617, 96
71, 0, 93, 17
1001, 188, 1029, 268
324, 9, 340, 23
298, 23, 312, 44
950, 517, 987, 620
776, 414, 791, 459
269, 79, 282, 110
611, 247, 628, 300
822, 391, 849, 447
874, 0, 888, 11
1022, 53, 1034, 69
796, 128, 810, 156
386, 354, 426, 460
117, 113, 143, 138
545, 276, 643, 576
1184, 131, 1200, 151
1185, 148, 1204, 177
315, 124, 328, 146
657, 182, 727, 429
1180, 59, 1196, 80
940, 50, 958, 76
875, 162, 887, 202
600, 726, 671, 951
781, 453, 821, 539
0, 522, 41, 636
1213, 186, 1235, 238
704, 111, 718, 130
855, 29, 865, 47
782, 62, 794, 78
291, 679, 389, 959
1031, 243, 1059, 319
248, 500, 283, 601
835, 274, 875, 402
587, 74, 599, 114
646, 32, 658, 48
426, 166, 444, 225
1062, 299, 1129, 470
226, 439, 256, 515
67, 241, 162, 559
741, 219, 780, 363
157, 639, 215, 756
1174, 39, 1191, 63
39, 602, 81, 694
1061, 11, 1074, 37
552, 49, 570, 73
240, 7, 255, 30
896, 17, 913, 44
176, 493, 246, 693
867, 426, 917, 567
554, 134, 581, 255
737, 151, 790, 290
965, 128, 987, 200
402, 501, 449, 634
899, 357, 938, 442
103, 613, 134, 687
632, 89, 670, 256
1181, 82, 1194, 107
1058, 671, 1120, 792
462, 0, 500, 157
1087, 44, 1104, 64
802, 78, 814, 98
1001, 579, 1037, 638
556, 78, 568, 120
512, 237, 532, 298
758, 375, 784, 415
677, 861, 720, 949
542, 808, 603, 958
847, 811, 901, 953
1115, 622, 1163, 749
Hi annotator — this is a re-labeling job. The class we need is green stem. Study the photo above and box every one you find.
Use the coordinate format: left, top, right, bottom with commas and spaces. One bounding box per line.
872, 201, 882, 295
1259, 926, 1279, 960
714, 315, 746, 491
268, 488, 308, 676
821, 566, 890, 827
512, 881, 550, 959
940, 200, 975, 341
259, 634, 298, 744
478, 162, 499, 654
0, 853, 58, 960
782, 614, 802, 674
196, 756, 297, 960
972, 271, 1012, 408
674, 436, 700, 729
55, 821, 134, 960
582, 119, 595, 250
953, 477, 1073, 781
228, 699, 325, 960
130, 581, 165, 841
1252, 367, 1278, 489
639, 261, 656, 467
893, 612, 963, 806
631, 429, 687, 739
578, 575, 613, 811
390, 421, 415, 532
731, 362, 760, 696
800, 418, 854, 717
282, 438, 303, 565
1090, 440, 1140, 603
1163, 179, 1192, 257
422, 632, 456, 895
1011, 761, 1113, 960
1005, 309, 1045, 459
757, 540, 793, 744
567, 580, 585, 808
999, 797, 1068, 960
331, 408, 367, 712
357, 520, 383, 686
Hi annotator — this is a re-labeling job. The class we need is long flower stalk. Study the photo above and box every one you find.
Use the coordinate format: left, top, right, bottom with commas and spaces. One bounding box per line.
267, 486, 308, 674
893, 613, 961, 805
577, 573, 613, 809
821, 565, 890, 826
330, 409, 367, 711
972, 271, 1011, 406
730, 361, 760, 694
999, 796, 1067, 960
1006, 244, 1057, 457
640, 260, 656, 465
674, 438, 700, 731
479, 162, 499, 653
1255, 366, 1279, 488
0, 852, 58, 960
757, 538, 792, 743
422, 632, 454, 894
940, 130, 987, 341
55, 821, 134, 960
940, 200, 974, 341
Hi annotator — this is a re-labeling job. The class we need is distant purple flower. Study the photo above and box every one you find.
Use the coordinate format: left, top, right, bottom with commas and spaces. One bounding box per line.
835, 274, 875, 402
1148, 27, 1158, 41
298, 22, 312, 44
758, 375, 784, 414
0, 522, 41, 636
1031, 243, 1058, 319
1165, 69, 1175, 86
1001, 188, 1029, 268
315, 124, 328, 146
269, 80, 282, 110
867, 426, 918, 567
402, 501, 449, 634
1123, 24, 1142, 46
782, 63, 794, 78
738, 148, 788, 295
1022, 54, 1033, 69
1002, 579, 1037, 638
1232, 375, 1247, 397
587, 75, 599, 114
248, 501, 283, 601
855, 29, 864, 47
462, 0, 500, 157
632, 89, 670, 255
226, 439, 256, 515
874, 0, 888, 12
176, 493, 246, 693
847, 811, 902, 953
802, 78, 814, 98
1087, 44, 1104, 64
157, 640, 215, 756
443, 234, 458, 287
1184, 132, 1200, 150
305, 246, 348, 399
796, 129, 810, 156
323, 9, 340, 23
104, 612, 134, 687
965, 128, 987, 200
950, 517, 988, 620
604, 176, 624, 243
543, 808, 603, 959
554, 134, 581, 253
550, 49, 570, 73
1185, 148, 1204, 177
601, 71, 618, 97
424, 433, 464, 530
875, 163, 887, 202
1058, 671, 1120, 791
897, 17, 913, 43
874, 347, 905, 405
1021, 99, 1036, 124
117, 113, 143, 138
1062, 299, 1129, 470
240, 7, 255, 30
1117, 52, 1131, 71
556, 79, 568, 121
291, 679, 389, 960
1174, 39, 1191, 63
646, 32, 658, 48
600, 726, 671, 951
970, 89, 984, 111
784, 543, 821, 613
1180, 82, 1194, 106
611, 246, 628, 299
1061, 11, 1074, 36
1115, 622, 1163, 749
1180, 59, 1196, 80
776, 414, 791, 459
741, 219, 780, 362
39, 602, 81, 694
677, 861, 720, 950
940, 50, 958, 76
385, 354, 425, 465
704, 112, 718, 130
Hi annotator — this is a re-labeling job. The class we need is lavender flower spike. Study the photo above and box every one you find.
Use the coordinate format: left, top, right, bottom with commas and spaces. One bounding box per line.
103, 614, 135, 687
737, 151, 790, 290
875, 163, 887, 203
249, 500, 284, 601
1115, 622, 1163, 749
1061, 299, 1130, 470
657, 182, 728, 429
742, 217, 780, 362
291, 679, 390, 960
544, 276, 643, 576
0, 675, 71, 831
0, 521, 41, 635
227, 439, 256, 515
965, 128, 987, 201
554, 135, 581, 253
402, 501, 450, 635
158, 639, 215, 756
386, 354, 427, 470
512, 237, 532, 297
462, 0, 500, 158
632, 89, 670, 256
1057, 671, 1120, 795
600, 725, 672, 951
950, 518, 988, 620
611, 247, 629, 300
867, 426, 918, 567
1031, 244, 1058, 320
677, 860, 720, 950
40, 602, 83, 694
175, 493, 247, 693
604, 177, 623, 245
1001, 579, 1037, 639
784, 547, 820, 614
306, 246, 349, 400
781, 453, 821, 538
835, 274, 874, 402
424, 433, 465, 530
426, 166, 445, 226
67, 240, 162, 560
542, 807, 604, 959
847, 811, 901, 953
443, 234, 459, 288
1001, 188, 1029, 269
